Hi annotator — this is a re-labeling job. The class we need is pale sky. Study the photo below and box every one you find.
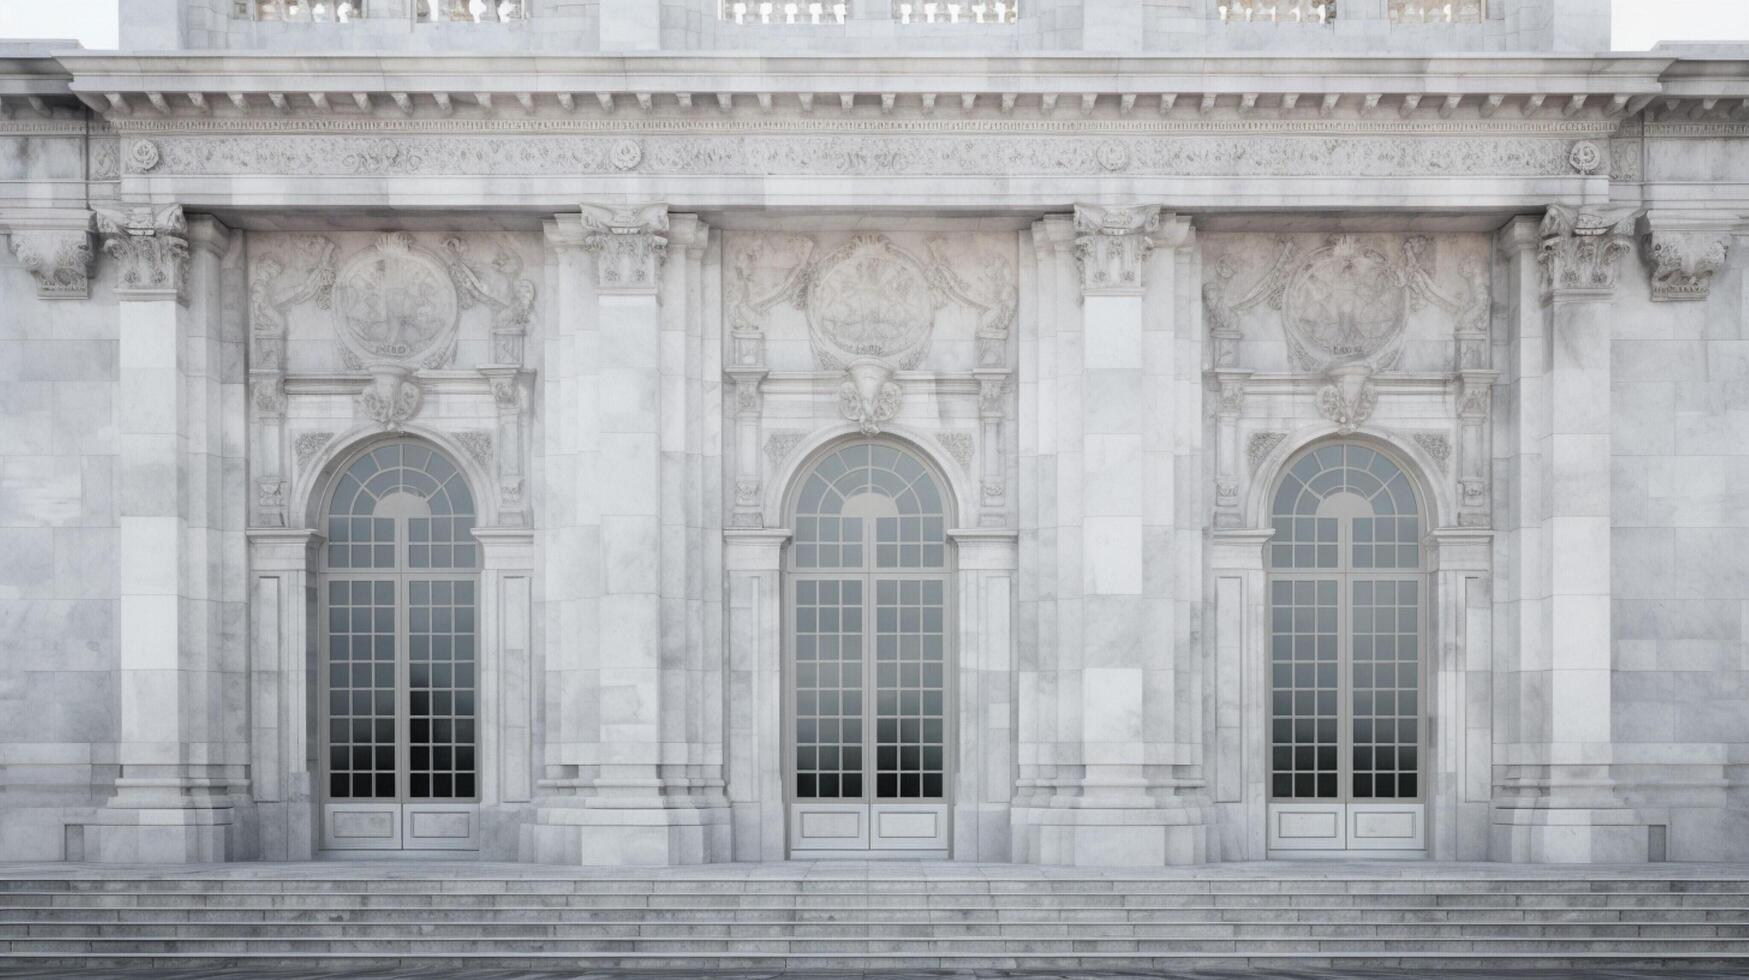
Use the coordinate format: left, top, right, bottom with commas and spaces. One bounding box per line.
0, 0, 1745, 51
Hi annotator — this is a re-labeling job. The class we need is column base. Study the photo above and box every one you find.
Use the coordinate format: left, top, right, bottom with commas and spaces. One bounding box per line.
521, 804, 732, 866
83, 805, 246, 863
1011, 804, 1207, 867
1490, 808, 1658, 863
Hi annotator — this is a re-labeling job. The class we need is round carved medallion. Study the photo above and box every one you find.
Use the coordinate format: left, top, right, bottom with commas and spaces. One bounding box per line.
610, 138, 643, 171
127, 139, 161, 173
331, 233, 459, 368
1568, 140, 1603, 175
1281, 236, 1407, 369
805, 235, 939, 370
1096, 141, 1130, 172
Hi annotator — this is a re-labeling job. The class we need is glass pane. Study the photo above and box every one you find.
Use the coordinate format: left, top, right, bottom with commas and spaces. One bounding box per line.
1269, 578, 1340, 800
408, 578, 478, 801
1270, 442, 1419, 572
793, 579, 864, 800
1352, 579, 1420, 800
874, 577, 947, 801
327, 580, 396, 799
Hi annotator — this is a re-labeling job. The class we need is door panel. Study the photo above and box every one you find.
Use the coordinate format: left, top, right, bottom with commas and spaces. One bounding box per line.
871, 803, 949, 851
324, 803, 402, 850
790, 802, 870, 851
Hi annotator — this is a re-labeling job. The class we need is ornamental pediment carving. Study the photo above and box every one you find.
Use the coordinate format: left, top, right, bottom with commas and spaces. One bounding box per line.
724, 229, 1016, 374
1202, 231, 1490, 375
245, 229, 541, 374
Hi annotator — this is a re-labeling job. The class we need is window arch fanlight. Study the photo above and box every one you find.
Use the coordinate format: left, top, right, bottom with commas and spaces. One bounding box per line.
791, 441, 949, 571
325, 441, 479, 572
1269, 442, 1421, 572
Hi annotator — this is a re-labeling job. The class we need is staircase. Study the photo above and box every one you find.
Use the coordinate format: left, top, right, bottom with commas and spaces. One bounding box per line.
3, 862, 1749, 971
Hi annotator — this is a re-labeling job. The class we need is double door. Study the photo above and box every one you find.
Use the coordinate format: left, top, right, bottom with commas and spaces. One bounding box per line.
787, 574, 951, 856
320, 573, 481, 851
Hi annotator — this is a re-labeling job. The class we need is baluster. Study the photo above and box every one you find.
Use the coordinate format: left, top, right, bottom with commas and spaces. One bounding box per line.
480, 0, 501, 22
834, 3, 846, 23
758, 2, 773, 23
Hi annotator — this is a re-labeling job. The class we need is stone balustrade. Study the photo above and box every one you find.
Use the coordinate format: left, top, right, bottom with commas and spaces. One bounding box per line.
245, 0, 528, 21
717, 2, 1018, 25
1388, 0, 1484, 23
897, 2, 1018, 24
721, 2, 850, 25
1218, 1, 1335, 24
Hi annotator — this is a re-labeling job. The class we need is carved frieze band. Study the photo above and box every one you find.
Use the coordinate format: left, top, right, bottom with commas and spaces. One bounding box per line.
118, 130, 1609, 180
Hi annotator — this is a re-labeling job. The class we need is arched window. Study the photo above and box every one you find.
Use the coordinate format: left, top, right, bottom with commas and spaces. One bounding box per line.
786, 442, 953, 854
319, 441, 481, 850
1267, 442, 1426, 853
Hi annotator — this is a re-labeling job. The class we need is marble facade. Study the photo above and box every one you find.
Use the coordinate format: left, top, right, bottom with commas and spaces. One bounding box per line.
0, 0, 1746, 868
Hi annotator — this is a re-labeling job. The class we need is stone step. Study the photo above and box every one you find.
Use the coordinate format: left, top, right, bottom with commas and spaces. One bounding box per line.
5, 936, 1749, 955
4, 953, 1749, 971
5, 878, 1746, 894
12, 906, 1749, 923
8, 921, 1749, 938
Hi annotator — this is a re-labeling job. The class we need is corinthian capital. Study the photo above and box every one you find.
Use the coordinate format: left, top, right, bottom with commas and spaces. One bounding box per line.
1071, 204, 1180, 295
6, 222, 94, 300
578, 202, 670, 292
1639, 212, 1734, 302
94, 204, 190, 302
1537, 204, 1639, 295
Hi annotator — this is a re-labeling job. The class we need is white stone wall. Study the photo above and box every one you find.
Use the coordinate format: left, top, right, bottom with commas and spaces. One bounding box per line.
0, 223, 119, 861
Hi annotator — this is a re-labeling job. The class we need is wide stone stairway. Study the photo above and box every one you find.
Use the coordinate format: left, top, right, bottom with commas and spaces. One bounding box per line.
3, 861, 1749, 971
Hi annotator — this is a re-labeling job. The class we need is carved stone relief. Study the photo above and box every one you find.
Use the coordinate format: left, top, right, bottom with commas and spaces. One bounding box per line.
1539, 204, 1639, 293
293, 431, 335, 472
357, 364, 423, 430
1246, 431, 1286, 473
7, 228, 94, 299
1642, 229, 1732, 302
1412, 432, 1452, 473
250, 235, 338, 371
454, 430, 495, 469
1202, 232, 1490, 375
806, 235, 943, 371
837, 360, 903, 436
94, 204, 189, 301
332, 233, 461, 370
764, 431, 808, 471
936, 432, 976, 474
444, 235, 538, 362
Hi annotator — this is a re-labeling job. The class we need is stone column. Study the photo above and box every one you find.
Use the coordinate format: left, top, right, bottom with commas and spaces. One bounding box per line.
1013, 205, 1204, 866
95, 206, 249, 862
723, 529, 790, 860
247, 529, 322, 860
475, 528, 535, 851
527, 204, 727, 865
1493, 205, 1642, 862
950, 529, 1019, 861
